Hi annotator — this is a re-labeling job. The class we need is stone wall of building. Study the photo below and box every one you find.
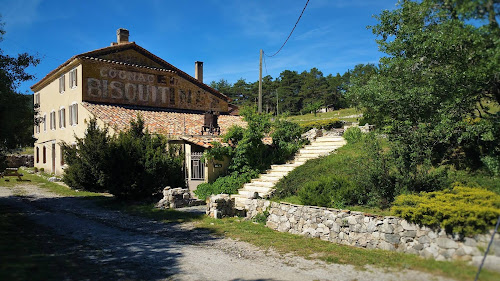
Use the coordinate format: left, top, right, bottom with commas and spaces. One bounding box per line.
244, 199, 500, 268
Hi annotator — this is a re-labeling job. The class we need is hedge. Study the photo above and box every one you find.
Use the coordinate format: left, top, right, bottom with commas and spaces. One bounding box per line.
391, 184, 500, 236
300, 118, 343, 131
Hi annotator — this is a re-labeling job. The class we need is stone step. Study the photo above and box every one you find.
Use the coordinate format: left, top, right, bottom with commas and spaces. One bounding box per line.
259, 174, 284, 182
241, 184, 272, 193
314, 136, 345, 142
300, 146, 337, 151
246, 180, 275, 188
269, 165, 296, 172
264, 170, 289, 177
231, 194, 248, 208
298, 148, 333, 154
238, 189, 270, 198
252, 176, 280, 183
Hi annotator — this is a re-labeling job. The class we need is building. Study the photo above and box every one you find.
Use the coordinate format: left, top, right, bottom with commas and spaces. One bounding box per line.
32, 28, 245, 193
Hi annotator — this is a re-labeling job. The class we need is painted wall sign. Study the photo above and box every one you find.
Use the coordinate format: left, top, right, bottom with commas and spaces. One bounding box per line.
81, 59, 228, 112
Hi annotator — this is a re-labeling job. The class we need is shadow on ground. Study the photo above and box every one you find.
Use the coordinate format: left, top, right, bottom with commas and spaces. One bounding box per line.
0, 194, 218, 280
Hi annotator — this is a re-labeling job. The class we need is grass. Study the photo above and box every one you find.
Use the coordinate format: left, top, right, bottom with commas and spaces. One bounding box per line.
449, 168, 500, 195
0, 167, 104, 197
197, 217, 500, 281
273, 196, 392, 216
286, 107, 362, 124
2, 171, 499, 280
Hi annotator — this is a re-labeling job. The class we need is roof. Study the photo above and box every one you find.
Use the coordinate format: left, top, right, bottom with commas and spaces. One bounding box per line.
82, 102, 246, 138
180, 136, 227, 149
180, 136, 273, 148
31, 42, 229, 102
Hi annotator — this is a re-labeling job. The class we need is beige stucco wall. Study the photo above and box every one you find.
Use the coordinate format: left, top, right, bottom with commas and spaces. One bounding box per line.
33, 62, 110, 175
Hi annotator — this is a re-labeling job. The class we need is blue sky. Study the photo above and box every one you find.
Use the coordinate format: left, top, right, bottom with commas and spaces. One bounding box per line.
2, 0, 398, 94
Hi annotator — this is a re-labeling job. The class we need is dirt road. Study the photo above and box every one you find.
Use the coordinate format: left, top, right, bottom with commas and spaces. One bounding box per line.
0, 184, 451, 281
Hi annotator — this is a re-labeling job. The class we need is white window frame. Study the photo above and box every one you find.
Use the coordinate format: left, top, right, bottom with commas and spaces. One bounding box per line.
59, 107, 66, 129
69, 68, 78, 89
59, 75, 65, 94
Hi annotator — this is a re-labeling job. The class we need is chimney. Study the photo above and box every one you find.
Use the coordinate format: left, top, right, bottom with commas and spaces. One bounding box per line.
116, 28, 129, 44
195, 61, 203, 83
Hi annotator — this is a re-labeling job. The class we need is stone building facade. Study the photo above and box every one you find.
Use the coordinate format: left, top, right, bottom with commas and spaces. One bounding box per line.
31, 29, 244, 192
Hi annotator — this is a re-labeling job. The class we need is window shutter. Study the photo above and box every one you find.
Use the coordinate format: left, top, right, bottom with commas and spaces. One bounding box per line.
74, 104, 78, 124
69, 106, 73, 125
74, 69, 77, 86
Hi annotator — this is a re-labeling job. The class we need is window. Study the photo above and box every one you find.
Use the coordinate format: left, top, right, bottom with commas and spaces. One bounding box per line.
69, 103, 78, 125
58, 107, 66, 128
69, 68, 77, 89
50, 111, 56, 130
59, 75, 65, 93
43, 114, 47, 132
43, 146, 46, 164
190, 152, 205, 180
36, 147, 39, 163
34, 93, 40, 105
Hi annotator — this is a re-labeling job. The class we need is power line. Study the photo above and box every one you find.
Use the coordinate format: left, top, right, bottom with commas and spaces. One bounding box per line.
263, 53, 268, 75
265, 0, 310, 58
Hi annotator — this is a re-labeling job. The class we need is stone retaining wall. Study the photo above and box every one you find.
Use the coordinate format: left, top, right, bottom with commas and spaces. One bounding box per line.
6, 154, 34, 168
244, 199, 500, 268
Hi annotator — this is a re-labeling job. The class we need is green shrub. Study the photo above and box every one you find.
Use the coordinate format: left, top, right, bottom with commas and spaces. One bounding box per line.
343, 127, 364, 144
253, 210, 270, 224
62, 119, 111, 192
194, 171, 258, 200
391, 184, 500, 236
63, 117, 184, 200
300, 118, 343, 132
298, 175, 355, 209
197, 109, 307, 199
271, 119, 307, 163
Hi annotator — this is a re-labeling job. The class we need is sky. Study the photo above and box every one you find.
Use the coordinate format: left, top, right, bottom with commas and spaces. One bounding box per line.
1, 0, 398, 94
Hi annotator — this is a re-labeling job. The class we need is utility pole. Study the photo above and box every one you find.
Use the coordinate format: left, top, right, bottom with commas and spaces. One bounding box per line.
258, 49, 263, 113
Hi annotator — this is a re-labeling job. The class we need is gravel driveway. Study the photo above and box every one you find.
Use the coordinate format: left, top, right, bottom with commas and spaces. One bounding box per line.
0, 184, 452, 281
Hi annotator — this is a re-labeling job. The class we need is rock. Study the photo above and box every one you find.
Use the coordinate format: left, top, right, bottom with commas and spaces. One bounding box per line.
413, 243, 424, 251
437, 238, 458, 249
48, 177, 60, 182
380, 222, 394, 234
384, 233, 401, 244
418, 235, 431, 244
379, 241, 395, 251
266, 221, 278, 229
462, 245, 481, 256
401, 220, 417, 231
464, 237, 477, 247
471, 255, 500, 273
402, 231, 417, 238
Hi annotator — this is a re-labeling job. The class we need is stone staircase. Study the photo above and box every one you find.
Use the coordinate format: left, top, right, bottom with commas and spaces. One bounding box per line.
231, 135, 346, 209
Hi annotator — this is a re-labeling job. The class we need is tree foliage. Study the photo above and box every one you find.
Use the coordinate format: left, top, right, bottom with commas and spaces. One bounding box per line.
194, 107, 306, 199
62, 117, 184, 200
349, 0, 500, 181
0, 18, 40, 169
208, 65, 377, 115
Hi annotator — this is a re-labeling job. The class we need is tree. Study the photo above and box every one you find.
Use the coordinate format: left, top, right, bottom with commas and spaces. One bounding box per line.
0, 18, 40, 168
63, 116, 185, 200
350, 0, 500, 186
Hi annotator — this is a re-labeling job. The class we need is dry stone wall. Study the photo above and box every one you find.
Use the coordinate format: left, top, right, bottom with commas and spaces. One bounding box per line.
244, 199, 500, 267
